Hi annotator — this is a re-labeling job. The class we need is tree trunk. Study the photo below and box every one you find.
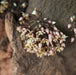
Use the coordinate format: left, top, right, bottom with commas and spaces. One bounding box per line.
5, 0, 76, 75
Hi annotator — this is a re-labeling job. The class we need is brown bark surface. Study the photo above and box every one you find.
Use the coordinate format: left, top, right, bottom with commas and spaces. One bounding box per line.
27, 0, 76, 35
0, 19, 13, 75
4, 0, 76, 75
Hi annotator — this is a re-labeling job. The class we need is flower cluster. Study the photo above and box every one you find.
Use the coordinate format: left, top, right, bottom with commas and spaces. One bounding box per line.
17, 9, 67, 57
67, 15, 76, 43
0, 0, 28, 14
0, 0, 8, 13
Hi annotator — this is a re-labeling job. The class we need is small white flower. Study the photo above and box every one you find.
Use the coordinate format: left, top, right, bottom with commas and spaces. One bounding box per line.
60, 47, 64, 51
22, 28, 26, 31
17, 26, 22, 32
39, 24, 41, 27
70, 15, 76, 22
13, 2, 17, 7
67, 24, 71, 29
21, 2, 26, 8
44, 52, 47, 55
61, 43, 65, 47
41, 27, 44, 32
55, 32, 59, 36
25, 14, 29, 17
49, 50, 54, 55
43, 18, 47, 21
70, 17, 73, 22
32, 8, 37, 15
52, 21, 56, 25
27, 49, 31, 52
1, 0, 8, 4
62, 35, 68, 39
27, 39, 32, 44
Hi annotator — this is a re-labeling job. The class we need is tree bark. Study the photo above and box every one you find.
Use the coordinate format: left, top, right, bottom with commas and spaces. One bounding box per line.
27, 0, 76, 35
5, 0, 76, 75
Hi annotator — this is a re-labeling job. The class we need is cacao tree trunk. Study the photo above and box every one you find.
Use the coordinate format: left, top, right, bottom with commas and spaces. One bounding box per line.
5, 0, 76, 75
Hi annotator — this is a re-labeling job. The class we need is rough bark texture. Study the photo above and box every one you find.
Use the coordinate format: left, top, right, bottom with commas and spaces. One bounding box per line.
0, 18, 13, 75
27, 0, 76, 35
5, 0, 76, 75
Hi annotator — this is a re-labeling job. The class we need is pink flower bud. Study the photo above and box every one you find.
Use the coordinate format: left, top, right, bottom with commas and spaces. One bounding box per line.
44, 52, 47, 55
60, 39, 63, 43
56, 32, 59, 36
68, 24, 71, 29
48, 20, 52, 23
19, 17, 23, 21
60, 32, 63, 35
62, 43, 65, 47
60, 47, 64, 51
48, 34, 52, 45
39, 24, 41, 27
74, 28, 76, 34
50, 31, 52, 34
46, 28, 49, 34
38, 43, 42, 50
41, 27, 44, 32
23, 30, 27, 34
28, 26, 31, 28
71, 37, 75, 43
54, 27, 58, 31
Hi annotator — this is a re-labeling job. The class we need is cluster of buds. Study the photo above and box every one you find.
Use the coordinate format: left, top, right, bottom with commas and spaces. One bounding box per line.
17, 9, 67, 57
67, 15, 76, 43
0, 0, 28, 14
0, 0, 8, 13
